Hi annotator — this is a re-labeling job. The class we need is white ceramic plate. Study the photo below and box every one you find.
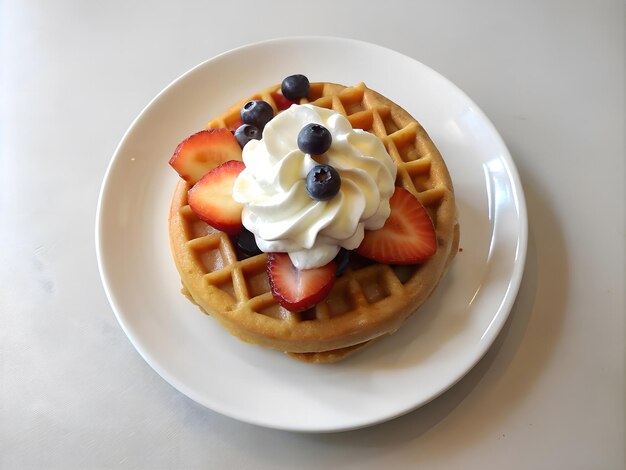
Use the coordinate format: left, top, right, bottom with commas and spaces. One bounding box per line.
96, 37, 527, 432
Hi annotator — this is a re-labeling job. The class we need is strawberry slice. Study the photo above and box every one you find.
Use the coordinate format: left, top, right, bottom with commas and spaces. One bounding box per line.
357, 187, 437, 264
227, 119, 243, 133
187, 160, 245, 234
169, 129, 242, 185
267, 253, 337, 312
271, 92, 296, 111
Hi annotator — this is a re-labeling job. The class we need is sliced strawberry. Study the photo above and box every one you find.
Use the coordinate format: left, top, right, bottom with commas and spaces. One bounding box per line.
271, 92, 296, 111
187, 160, 245, 234
357, 187, 437, 264
267, 253, 336, 312
227, 119, 243, 133
169, 129, 241, 185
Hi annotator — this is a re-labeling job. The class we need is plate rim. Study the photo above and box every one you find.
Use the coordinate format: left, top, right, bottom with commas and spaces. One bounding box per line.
95, 35, 528, 432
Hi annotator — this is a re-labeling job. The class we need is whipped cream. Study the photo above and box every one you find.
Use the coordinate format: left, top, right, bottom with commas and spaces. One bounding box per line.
232, 104, 397, 269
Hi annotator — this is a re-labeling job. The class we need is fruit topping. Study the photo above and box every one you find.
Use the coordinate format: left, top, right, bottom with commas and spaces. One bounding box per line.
266, 252, 336, 312
240, 100, 274, 131
281, 74, 310, 102
305, 164, 341, 201
356, 187, 437, 264
187, 160, 246, 234
334, 248, 350, 277
234, 228, 262, 258
234, 124, 260, 148
227, 119, 244, 133
271, 92, 296, 111
298, 123, 332, 155
169, 129, 242, 185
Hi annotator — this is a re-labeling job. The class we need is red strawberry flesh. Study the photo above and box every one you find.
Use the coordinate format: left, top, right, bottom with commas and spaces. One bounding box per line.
267, 253, 337, 312
169, 129, 241, 185
356, 187, 437, 264
187, 160, 245, 234
227, 119, 244, 132
271, 92, 296, 111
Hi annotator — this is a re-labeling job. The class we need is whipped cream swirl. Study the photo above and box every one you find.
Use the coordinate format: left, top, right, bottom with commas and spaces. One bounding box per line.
232, 104, 397, 269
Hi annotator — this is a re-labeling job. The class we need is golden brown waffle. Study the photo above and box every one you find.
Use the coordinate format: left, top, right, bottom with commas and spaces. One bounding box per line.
169, 82, 459, 363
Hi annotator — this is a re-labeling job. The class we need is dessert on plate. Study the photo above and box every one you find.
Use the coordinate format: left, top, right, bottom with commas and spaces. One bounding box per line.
168, 74, 459, 363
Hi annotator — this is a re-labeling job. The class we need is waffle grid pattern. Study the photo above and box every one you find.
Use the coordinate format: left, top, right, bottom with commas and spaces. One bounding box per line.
170, 82, 458, 361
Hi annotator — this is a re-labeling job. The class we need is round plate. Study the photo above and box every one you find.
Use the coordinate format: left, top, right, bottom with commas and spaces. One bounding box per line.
96, 37, 527, 432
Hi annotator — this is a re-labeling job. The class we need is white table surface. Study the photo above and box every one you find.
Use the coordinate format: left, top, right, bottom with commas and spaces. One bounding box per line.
2, 0, 624, 468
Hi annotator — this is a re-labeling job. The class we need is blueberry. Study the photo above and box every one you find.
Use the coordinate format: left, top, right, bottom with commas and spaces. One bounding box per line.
235, 228, 262, 258
281, 74, 310, 101
297, 123, 332, 155
305, 164, 341, 201
240, 100, 274, 130
234, 124, 260, 148
335, 249, 350, 276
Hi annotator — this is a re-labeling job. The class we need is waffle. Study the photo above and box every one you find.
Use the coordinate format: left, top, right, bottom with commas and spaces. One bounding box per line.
169, 82, 459, 363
